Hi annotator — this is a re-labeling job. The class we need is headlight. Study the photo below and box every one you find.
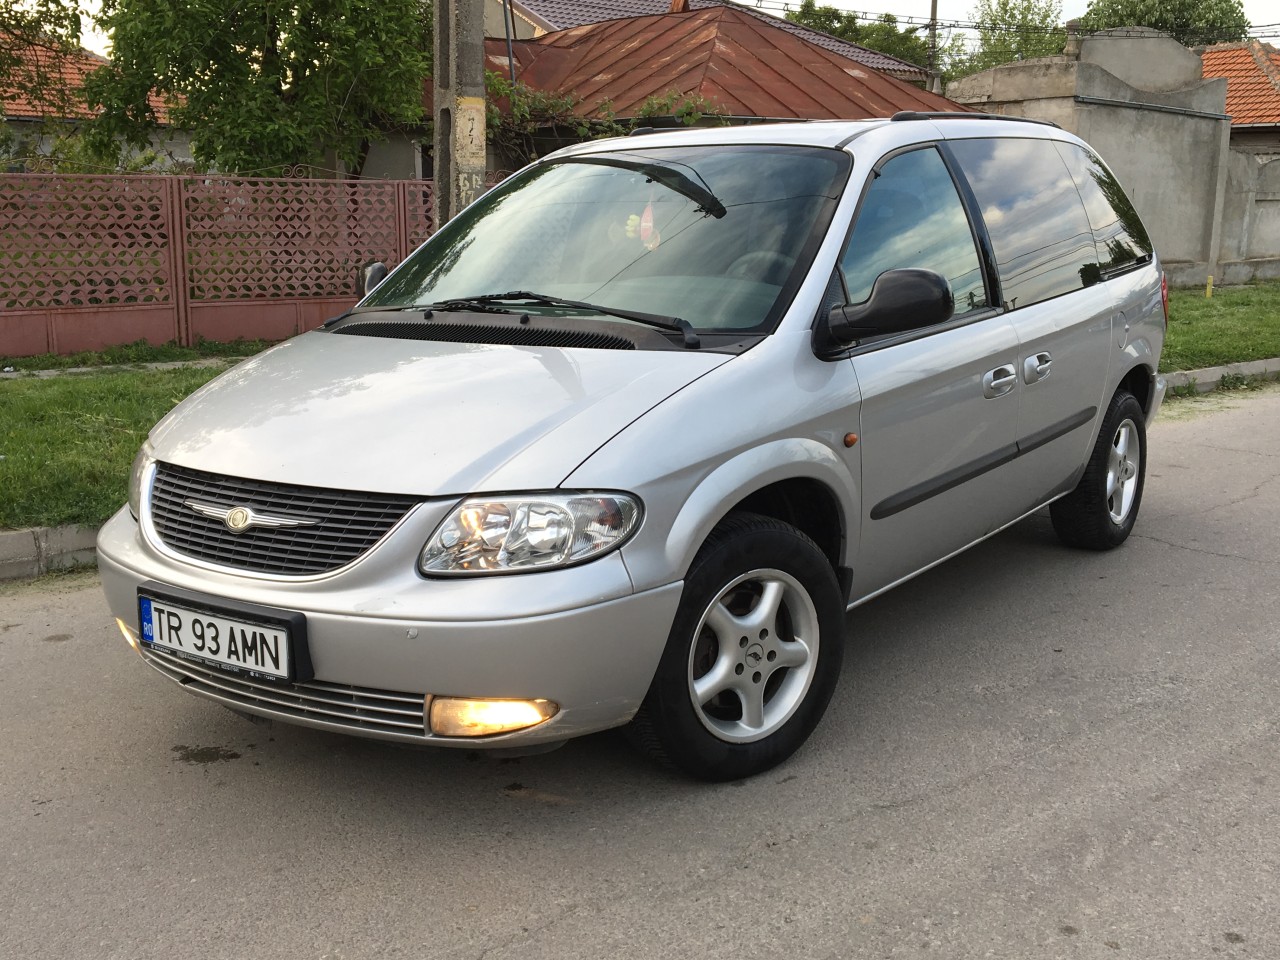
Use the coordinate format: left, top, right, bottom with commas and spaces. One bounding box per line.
420, 492, 641, 576
127, 442, 155, 520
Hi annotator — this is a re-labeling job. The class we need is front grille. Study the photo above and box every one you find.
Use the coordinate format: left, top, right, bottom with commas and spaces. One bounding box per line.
149, 462, 419, 576
142, 645, 428, 740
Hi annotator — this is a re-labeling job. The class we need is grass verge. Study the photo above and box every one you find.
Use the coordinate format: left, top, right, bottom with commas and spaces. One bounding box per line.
0, 366, 227, 529
1162, 281, 1280, 373
1, 337, 273, 373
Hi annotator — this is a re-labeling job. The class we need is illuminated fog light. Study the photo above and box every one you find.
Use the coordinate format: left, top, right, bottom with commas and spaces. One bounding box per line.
115, 618, 139, 651
429, 697, 559, 737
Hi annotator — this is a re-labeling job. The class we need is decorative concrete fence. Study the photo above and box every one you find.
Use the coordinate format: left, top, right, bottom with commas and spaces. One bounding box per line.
0, 173, 436, 357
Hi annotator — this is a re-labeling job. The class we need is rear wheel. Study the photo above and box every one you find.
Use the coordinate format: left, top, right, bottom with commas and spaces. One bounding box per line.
628, 512, 845, 781
1050, 390, 1147, 549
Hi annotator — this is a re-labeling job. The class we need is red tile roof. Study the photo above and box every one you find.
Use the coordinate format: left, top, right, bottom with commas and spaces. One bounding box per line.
504, 6, 959, 121
513, 0, 931, 81
1, 38, 172, 123
1201, 41, 1280, 127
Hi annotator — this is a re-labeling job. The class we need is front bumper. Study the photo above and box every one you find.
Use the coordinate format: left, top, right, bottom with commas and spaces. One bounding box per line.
98, 507, 682, 747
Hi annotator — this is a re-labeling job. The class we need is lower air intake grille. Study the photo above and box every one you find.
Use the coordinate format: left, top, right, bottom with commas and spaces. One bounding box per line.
149, 462, 419, 576
142, 646, 427, 740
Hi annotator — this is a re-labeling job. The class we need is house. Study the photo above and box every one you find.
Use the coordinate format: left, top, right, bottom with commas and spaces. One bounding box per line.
0, 37, 191, 170
1200, 40, 1280, 157
484, 4, 958, 127
487, 0, 933, 85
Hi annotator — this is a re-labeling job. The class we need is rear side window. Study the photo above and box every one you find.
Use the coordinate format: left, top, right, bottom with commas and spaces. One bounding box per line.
948, 138, 1098, 310
840, 147, 988, 314
1054, 142, 1153, 280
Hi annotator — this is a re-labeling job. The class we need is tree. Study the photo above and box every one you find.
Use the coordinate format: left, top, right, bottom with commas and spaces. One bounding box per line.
945, 0, 1065, 80
1, 0, 82, 118
1079, 0, 1250, 46
786, 0, 932, 70
83, 0, 432, 176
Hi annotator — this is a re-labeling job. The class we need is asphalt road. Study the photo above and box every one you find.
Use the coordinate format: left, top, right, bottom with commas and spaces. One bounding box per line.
3, 387, 1278, 960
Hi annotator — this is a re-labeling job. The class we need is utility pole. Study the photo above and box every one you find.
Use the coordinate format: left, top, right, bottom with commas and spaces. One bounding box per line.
930, 0, 938, 66
433, 0, 486, 225
929, 0, 941, 94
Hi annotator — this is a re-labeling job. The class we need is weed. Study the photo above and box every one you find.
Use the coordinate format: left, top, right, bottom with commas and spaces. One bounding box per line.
1216, 372, 1266, 392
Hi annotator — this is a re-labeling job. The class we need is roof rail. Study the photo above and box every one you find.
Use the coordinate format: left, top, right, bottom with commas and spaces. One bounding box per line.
889, 111, 1061, 129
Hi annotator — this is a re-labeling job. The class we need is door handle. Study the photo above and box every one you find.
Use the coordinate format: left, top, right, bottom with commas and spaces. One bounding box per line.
1023, 352, 1052, 384
983, 364, 1017, 398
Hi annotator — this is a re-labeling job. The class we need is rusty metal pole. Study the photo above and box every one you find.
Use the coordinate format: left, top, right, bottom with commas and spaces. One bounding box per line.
433, 0, 486, 225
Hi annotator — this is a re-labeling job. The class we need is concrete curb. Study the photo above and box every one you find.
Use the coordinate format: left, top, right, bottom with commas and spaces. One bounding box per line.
0, 526, 98, 581
0, 358, 241, 380
1165, 357, 1280, 393
3, 357, 1280, 583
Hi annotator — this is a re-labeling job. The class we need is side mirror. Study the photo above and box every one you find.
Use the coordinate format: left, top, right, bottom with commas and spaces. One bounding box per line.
826, 268, 954, 348
359, 261, 389, 296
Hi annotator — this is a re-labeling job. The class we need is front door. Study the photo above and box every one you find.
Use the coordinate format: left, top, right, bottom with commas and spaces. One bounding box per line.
839, 145, 1023, 601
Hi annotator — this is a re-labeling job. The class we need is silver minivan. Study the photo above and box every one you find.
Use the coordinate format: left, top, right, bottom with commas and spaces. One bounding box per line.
98, 114, 1167, 780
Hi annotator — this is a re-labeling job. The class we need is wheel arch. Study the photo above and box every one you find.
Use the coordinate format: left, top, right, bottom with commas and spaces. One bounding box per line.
1114, 330, 1160, 414
1117, 362, 1156, 414
661, 439, 858, 598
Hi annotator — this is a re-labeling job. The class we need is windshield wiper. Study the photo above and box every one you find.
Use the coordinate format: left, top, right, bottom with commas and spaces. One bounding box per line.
433, 291, 700, 348
565, 156, 727, 220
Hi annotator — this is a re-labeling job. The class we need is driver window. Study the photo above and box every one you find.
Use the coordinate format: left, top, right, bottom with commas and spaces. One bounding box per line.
841, 147, 988, 314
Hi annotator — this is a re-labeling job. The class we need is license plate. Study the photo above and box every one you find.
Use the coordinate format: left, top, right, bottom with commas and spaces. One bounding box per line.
139, 594, 293, 681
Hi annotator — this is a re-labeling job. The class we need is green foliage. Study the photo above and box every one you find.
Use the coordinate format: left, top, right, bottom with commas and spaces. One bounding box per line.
0, 120, 175, 174
1079, 0, 1250, 46
634, 90, 728, 126
0, 0, 82, 118
484, 74, 727, 168
484, 72, 620, 167
946, 0, 1065, 82
786, 0, 932, 69
83, 0, 433, 176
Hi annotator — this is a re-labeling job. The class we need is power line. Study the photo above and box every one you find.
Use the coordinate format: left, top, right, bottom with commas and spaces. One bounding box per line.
734, 0, 1276, 41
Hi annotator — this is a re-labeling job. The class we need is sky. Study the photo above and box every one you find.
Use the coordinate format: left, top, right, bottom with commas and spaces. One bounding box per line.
78, 0, 1280, 58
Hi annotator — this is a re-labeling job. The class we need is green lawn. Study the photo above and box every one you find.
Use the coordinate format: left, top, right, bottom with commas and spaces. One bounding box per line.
0, 366, 226, 529
1162, 281, 1280, 373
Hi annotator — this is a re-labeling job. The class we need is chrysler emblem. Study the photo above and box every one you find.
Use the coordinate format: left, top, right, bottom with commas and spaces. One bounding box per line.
225, 507, 252, 532
184, 499, 318, 535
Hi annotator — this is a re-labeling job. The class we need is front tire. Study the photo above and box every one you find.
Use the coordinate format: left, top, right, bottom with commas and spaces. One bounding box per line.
628, 512, 845, 781
1050, 389, 1147, 550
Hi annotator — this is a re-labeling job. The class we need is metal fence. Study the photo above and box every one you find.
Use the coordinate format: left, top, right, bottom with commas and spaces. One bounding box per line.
0, 173, 436, 356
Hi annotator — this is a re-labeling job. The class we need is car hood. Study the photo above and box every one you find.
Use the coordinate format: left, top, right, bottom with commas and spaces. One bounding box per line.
149, 330, 730, 495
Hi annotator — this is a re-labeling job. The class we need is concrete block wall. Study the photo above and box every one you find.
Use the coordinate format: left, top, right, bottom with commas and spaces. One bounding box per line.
947, 28, 1280, 286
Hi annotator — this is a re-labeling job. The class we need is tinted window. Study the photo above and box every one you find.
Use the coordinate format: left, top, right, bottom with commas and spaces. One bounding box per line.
948, 138, 1098, 309
1054, 141, 1152, 280
840, 147, 988, 314
365, 145, 850, 334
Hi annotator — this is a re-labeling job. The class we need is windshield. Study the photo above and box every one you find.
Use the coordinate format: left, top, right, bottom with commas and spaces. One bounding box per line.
363, 144, 851, 334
